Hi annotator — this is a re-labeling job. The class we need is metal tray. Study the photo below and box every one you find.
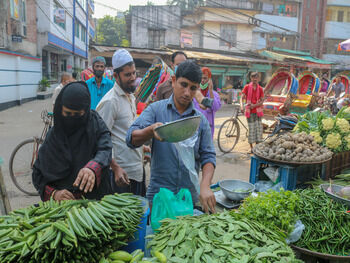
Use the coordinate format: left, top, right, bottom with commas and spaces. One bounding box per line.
154, 116, 200, 143
320, 184, 350, 208
214, 190, 242, 209
253, 150, 332, 166
291, 245, 350, 260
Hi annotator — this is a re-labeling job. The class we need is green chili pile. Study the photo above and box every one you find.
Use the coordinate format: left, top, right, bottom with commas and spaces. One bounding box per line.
0, 193, 143, 263
147, 211, 302, 263
295, 188, 350, 256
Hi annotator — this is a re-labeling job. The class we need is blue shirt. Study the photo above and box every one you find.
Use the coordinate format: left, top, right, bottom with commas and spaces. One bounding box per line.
86, 77, 114, 109
126, 95, 216, 203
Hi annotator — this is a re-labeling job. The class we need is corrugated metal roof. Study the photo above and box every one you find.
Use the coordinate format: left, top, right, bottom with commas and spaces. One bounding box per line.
91, 45, 271, 64
259, 50, 333, 65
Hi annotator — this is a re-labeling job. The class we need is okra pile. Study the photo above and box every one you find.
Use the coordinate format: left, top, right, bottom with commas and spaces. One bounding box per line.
295, 188, 350, 256
0, 193, 144, 263
147, 211, 302, 263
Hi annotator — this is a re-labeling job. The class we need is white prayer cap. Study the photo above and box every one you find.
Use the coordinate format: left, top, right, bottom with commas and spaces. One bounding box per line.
112, 49, 134, 70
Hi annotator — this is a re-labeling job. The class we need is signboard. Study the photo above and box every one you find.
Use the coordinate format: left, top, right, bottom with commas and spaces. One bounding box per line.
10, 0, 20, 19
12, 35, 22, 42
180, 31, 193, 48
54, 8, 65, 23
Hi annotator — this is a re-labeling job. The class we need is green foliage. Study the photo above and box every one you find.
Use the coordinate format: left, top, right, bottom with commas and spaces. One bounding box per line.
237, 190, 300, 236
38, 78, 50, 92
96, 15, 129, 47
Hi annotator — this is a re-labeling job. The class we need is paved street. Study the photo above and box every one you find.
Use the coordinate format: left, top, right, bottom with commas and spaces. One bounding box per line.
0, 98, 250, 210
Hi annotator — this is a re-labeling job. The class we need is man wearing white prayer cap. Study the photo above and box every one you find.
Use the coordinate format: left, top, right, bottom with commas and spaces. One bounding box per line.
96, 49, 150, 196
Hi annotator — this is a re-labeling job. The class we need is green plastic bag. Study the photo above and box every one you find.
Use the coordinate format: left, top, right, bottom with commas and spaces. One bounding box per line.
151, 188, 193, 230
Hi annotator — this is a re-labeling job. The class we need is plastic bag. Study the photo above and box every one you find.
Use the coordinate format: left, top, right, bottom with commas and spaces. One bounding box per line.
255, 181, 284, 192
286, 220, 305, 244
263, 167, 279, 183
151, 188, 193, 230
174, 131, 199, 196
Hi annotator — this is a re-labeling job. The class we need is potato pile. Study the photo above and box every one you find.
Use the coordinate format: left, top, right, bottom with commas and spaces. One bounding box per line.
254, 132, 333, 163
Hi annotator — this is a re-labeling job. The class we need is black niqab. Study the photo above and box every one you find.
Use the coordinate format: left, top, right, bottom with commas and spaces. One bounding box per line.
33, 81, 112, 200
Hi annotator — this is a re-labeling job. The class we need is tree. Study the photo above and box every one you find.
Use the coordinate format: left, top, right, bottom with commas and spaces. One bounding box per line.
167, 0, 204, 11
96, 15, 130, 47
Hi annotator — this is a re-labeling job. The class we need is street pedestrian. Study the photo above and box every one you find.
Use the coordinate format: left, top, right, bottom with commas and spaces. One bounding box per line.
97, 49, 149, 196
155, 51, 213, 108
32, 81, 113, 201
328, 75, 345, 99
86, 56, 114, 109
240, 71, 265, 152
126, 60, 217, 213
52, 72, 74, 107
193, 67, 221, 137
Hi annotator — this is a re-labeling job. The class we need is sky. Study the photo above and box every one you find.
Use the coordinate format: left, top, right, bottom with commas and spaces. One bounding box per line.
93, 0, 168, 18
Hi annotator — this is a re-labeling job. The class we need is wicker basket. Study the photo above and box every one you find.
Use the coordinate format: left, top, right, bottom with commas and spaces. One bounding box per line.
324, 151, 350, 179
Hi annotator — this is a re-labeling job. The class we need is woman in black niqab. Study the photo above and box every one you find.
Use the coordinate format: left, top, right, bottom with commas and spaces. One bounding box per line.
32, 81, 113, 201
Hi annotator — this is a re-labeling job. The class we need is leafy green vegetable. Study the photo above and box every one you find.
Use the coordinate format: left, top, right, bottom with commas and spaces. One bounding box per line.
237, 190, 300, 236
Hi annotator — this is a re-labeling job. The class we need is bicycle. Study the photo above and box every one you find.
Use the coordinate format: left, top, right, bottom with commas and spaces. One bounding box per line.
9, 110, 53, 196
217, 104, 248, 153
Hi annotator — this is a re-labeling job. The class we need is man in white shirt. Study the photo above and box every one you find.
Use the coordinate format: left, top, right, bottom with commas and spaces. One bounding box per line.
97, 49, 149, 196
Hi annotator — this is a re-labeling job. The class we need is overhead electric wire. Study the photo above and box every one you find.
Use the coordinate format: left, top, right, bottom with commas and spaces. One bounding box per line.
205, 0, 300, 36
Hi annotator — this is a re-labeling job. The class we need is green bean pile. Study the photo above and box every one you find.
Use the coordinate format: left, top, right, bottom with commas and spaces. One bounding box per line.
147, 211, 302, 263
0, 193, 143, 263
295, 188, 350, 256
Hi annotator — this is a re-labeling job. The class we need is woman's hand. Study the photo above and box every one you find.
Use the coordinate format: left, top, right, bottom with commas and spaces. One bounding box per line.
53, 189, 75, 201
74, 168, 96, 193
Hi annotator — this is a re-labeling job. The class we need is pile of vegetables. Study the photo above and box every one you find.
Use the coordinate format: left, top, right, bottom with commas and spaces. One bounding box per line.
254, 132, 332, 163
0, 193, 143, 263
308, 173, 350, 187
237, 190, 300, 237
295, 188, 350, 256
294, 107, 350, 152
147, 211, 301, 263
99, 249, 167, 263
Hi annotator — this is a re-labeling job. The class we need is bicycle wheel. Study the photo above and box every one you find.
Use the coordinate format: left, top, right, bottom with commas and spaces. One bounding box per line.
217, 119, 240, 153
9, 138, 42, 196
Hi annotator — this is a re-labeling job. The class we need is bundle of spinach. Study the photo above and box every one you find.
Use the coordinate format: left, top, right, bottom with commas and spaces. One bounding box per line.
236, 190, 300, 237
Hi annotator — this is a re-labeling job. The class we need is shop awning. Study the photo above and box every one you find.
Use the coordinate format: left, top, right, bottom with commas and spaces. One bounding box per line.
258, 48, 333, 69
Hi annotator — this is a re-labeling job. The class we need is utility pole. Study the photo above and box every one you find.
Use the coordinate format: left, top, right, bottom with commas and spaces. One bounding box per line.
0, 0, 8, 48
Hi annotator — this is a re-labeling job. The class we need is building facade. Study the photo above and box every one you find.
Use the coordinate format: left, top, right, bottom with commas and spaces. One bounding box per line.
0, 0, 42, 110
299, 0, 327, 58
252, 0, 301, 51
323, 0, 350, 71
36, 0, 95, 82
130, 5, 181, 49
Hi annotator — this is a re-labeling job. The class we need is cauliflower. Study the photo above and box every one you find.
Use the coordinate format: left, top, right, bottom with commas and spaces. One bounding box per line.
322, 118, 335, 131
325, 133, 342, 150
336, 118, 350, 133
344, 107, 350, 114
344, 134, 350, 144
310, 131, 323, 144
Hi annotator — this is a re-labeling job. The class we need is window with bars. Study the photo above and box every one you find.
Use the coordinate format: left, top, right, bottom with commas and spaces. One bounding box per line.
75, 22, 80, 38
81, 26, 86, 43
338, 11, 344, 22
219, 24, 237, 47
148, 29, 165, 48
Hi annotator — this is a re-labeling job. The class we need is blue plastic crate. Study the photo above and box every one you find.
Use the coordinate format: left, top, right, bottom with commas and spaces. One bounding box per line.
249, 156, 297, 190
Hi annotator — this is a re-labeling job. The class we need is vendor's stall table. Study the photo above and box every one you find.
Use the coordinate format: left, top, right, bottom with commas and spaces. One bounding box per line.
249, 155, 327, 190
